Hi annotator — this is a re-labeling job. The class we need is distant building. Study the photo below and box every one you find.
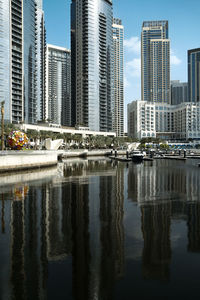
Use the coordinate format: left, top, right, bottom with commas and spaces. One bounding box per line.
141, 20, 170, 104
188, 48, 200, 103
71, 0, 113, 132
46, 45, 71, 126
128, 100, 200, 140
171, 81, 188, 105
113, 18, 124, 137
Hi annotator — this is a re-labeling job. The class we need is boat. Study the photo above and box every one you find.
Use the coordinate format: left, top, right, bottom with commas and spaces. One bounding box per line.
129, 150, 144, 163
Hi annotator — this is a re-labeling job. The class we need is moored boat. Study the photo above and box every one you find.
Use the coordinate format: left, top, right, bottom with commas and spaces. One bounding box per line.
129, 150, 144, 163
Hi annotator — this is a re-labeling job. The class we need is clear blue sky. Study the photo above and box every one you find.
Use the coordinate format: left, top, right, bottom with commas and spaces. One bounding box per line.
44, 0, 200, 129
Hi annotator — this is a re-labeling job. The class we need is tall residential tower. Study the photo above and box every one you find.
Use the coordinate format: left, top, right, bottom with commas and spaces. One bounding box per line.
36, 0, 47, 122
46, 45, 71, 126
113, 18, 124, 137
71, 0, 113, 132
141, 20, 170, 104
171, 81, 188, 105
0, 0, 46, 124
188, 48, 200, 103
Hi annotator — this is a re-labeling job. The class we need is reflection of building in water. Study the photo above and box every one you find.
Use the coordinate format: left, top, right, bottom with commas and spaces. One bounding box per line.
128, 164, 157, 202
141, 204, 171, 280
9, 180, 73, 299
99, 165, 125, 299
63, 159, 115, 179
71, 180, 91, 300
141, 199, 200, 282
5, 159, 200, 297
127, 161, 200, 204
70, 162, 125, 300
187, 203, 200, 253
127, 160, 200, 281
113, 165, 125, 279
46, 185, 72, 260
10, 187, 50, 300
10, 200, 25, 299
8, 160, 122, 299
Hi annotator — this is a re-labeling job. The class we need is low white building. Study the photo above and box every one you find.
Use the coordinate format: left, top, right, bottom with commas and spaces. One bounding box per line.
128, 100, 200, 140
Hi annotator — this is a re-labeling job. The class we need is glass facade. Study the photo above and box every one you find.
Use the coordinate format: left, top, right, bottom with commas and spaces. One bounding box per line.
0, 0, 11, 122
11, 0, 23, 124
71, 0, 113, 132
0, 0, 45, 124
141, 20, 170, 104
23, 0, 38, 124
36, 3, 46, 122
47, 45, 71, 126
188, 48, 200, 103
35, 0, 43, 10
171, 81, 188, 105
113, 18, 124, 137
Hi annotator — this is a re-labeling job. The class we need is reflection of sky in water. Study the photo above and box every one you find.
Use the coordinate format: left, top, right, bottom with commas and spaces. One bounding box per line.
0, 159, 200, 299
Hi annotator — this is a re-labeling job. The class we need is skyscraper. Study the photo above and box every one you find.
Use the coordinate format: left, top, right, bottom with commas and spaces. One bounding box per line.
0, 0, 45, 124
46, 44, 71, 126
113, 18, 124, 137
141, 20, 170, 104
171, 80, 188, 105
71, 0, 113, 132
188, 48, 200, 103
23, 0, 38, 124
35, 0, 47, 122
0, 0, 11, 123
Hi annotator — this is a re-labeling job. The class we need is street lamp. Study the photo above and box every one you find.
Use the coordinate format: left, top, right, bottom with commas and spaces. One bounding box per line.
1, 101, 5, 151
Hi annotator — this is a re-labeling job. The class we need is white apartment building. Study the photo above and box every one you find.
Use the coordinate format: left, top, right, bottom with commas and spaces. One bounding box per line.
128, 100, 200, 140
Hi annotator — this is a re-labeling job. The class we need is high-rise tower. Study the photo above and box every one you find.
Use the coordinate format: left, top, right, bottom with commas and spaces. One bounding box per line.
188, 48, 200, 103
71, 0, 113, 132
113, 18, 124, 137
0, 0, 11, 123
35, 0, 47, 122
0, 0, 46, 124
46, 45, 71, 126
171, 81, 188, 105
141, 20, 170, 104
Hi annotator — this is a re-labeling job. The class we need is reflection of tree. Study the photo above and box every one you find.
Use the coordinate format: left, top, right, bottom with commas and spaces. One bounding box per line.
141, 204, 171, 281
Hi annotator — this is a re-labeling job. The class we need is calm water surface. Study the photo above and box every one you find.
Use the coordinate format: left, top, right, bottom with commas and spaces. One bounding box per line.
0, 158, 200, 300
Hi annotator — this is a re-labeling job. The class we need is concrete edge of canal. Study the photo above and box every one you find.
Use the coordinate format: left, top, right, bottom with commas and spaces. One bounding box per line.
0, 150, 127, 174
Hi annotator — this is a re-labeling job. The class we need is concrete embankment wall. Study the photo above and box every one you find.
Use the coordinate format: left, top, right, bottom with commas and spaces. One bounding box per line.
0, 149, 126, 173
0, 151, 58, 173
60, 149, 126, 158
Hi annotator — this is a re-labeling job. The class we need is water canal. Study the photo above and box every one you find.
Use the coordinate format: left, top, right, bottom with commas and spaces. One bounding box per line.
0, 158, 200, 300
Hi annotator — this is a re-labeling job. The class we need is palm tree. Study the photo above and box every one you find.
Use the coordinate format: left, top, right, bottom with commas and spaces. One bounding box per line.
26, 129, 39, 149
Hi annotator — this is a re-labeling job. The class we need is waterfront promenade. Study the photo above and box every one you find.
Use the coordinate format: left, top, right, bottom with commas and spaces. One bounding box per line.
0, 149, 126, 173
1, 149, 200, 173
0, 151, 58, 173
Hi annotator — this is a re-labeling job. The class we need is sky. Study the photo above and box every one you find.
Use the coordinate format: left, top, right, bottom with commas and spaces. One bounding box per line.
44, 0, 200, 130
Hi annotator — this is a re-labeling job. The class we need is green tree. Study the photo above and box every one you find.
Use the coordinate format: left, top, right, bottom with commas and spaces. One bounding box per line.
159, 143, 170, 150
138, 143, 146, 150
